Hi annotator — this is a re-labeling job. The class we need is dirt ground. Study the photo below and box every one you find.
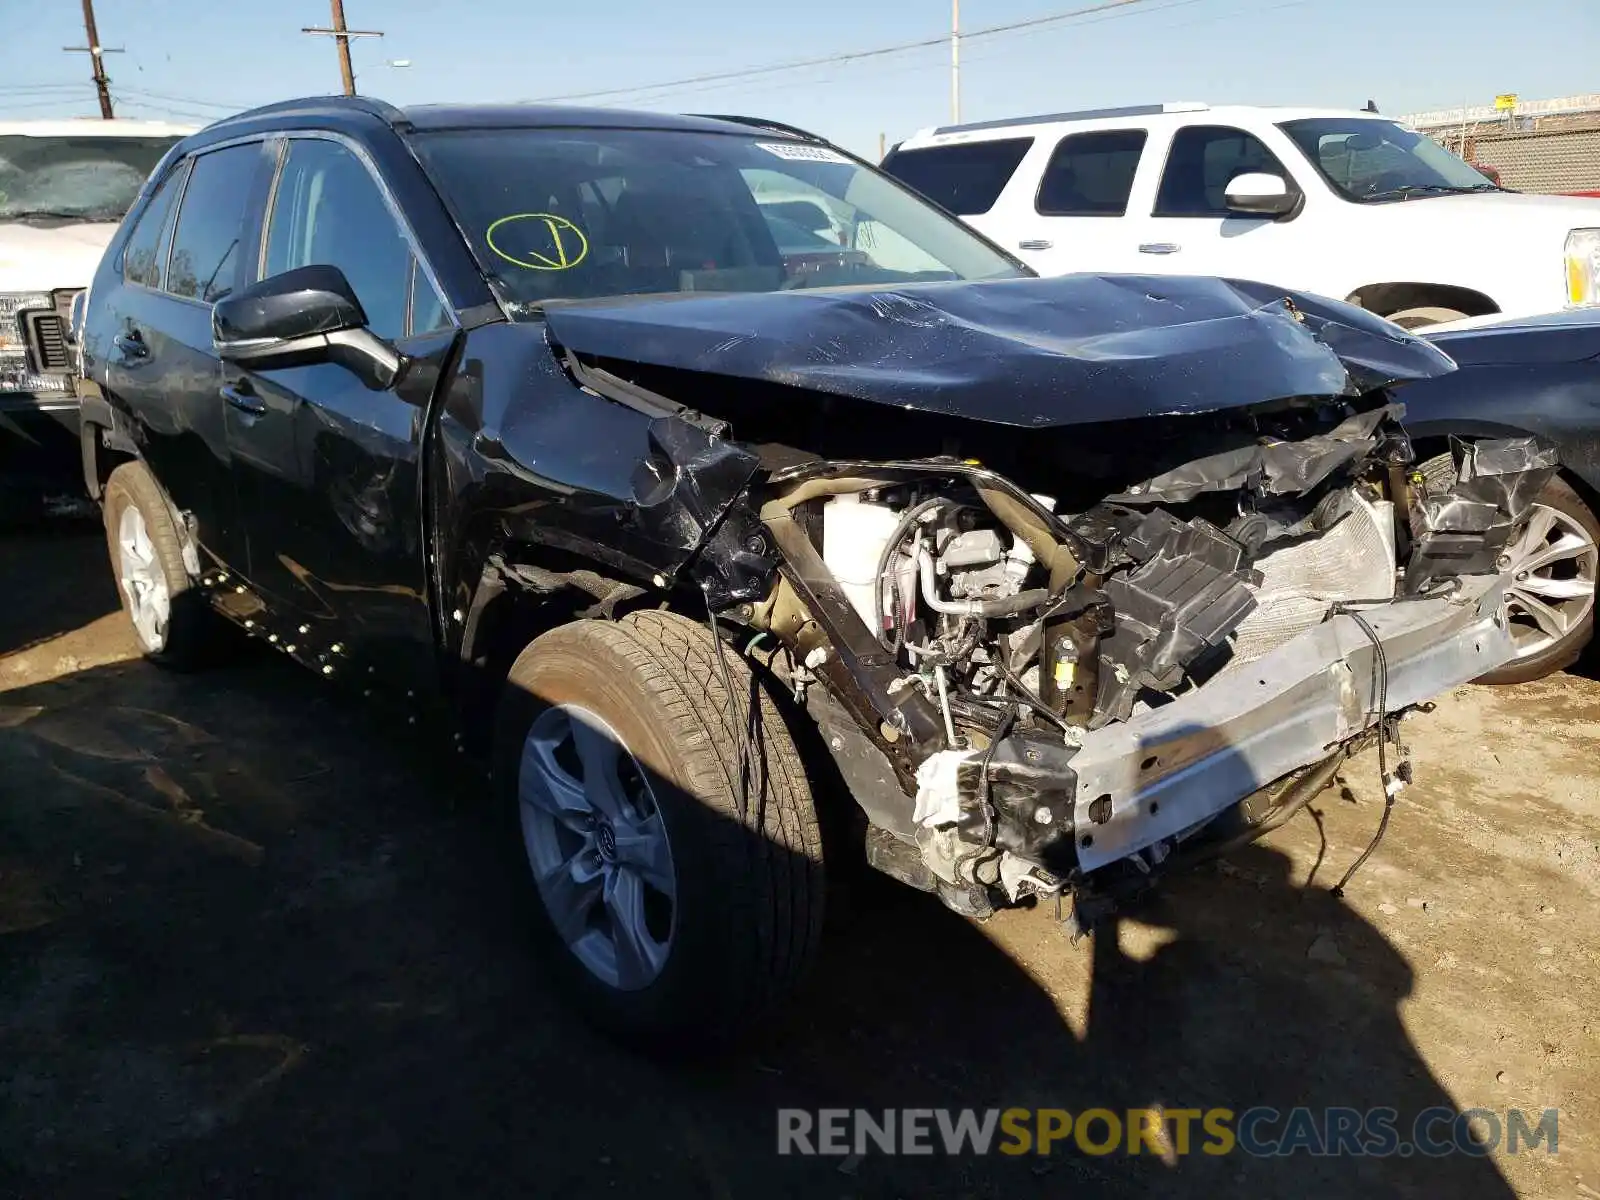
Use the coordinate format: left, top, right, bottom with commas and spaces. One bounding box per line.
2, 522, 1597, 1199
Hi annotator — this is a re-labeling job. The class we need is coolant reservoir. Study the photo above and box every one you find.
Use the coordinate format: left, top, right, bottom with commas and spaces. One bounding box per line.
823, 494, 903, 632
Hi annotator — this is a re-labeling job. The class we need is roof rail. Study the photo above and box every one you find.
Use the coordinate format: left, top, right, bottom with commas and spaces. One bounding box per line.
218, 94, 408, 127
688, 113, 826, 142
930, 101, 1207, 136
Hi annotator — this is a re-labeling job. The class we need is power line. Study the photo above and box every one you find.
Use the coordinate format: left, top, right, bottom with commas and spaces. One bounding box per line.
530, 0, 1160, 104
0, 97, 115, 112
611, 0, 1216, 109
0, 83, 84, 94
117, 86, 246, 112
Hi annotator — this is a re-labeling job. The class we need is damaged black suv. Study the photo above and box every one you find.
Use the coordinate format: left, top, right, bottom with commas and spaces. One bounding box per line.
76, 96, 1550, 1047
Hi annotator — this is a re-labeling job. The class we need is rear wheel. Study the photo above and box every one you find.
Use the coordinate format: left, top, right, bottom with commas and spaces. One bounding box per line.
101, 462, 224, 669
1420, 453, 1599, 683
493, 610, 825, 1049
1386, 305, 1470, 330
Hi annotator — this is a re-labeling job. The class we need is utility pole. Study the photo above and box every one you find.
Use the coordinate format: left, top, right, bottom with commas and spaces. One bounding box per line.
302, 0, 383, 96
64, 0, 120, 119
950, 0, 961, 123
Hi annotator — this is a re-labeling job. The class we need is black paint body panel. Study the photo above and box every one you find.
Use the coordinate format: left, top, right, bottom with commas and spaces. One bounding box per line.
541, 273, 1457, 428
1407, 312, 1600, 493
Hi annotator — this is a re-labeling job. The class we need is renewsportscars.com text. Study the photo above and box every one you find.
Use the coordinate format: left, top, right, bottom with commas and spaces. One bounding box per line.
777, 1106, 1559, 1159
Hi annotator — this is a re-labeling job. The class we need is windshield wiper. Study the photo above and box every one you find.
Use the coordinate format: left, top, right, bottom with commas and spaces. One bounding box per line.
1363, 182, 1502, 202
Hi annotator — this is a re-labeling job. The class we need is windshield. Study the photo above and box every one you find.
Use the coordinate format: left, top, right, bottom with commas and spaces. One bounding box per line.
412, 127, 1025, 315
0, 135, 180, 222
1277, 118, 1500, 202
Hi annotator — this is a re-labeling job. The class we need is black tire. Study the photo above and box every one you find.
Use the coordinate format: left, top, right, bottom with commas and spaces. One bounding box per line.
101, 462, 224, 669
1387, 305, 1470, 330
493, 610, 825, 1050
1419, 453, 1599, 684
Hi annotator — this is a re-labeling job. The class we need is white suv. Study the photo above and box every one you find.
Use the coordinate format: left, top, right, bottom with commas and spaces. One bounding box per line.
881, 103, 1600, 329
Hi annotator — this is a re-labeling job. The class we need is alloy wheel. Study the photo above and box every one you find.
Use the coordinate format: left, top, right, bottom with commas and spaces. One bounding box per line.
117, 504, 170, 653
1502, 502, 1599, 659
518, 704, 677, 991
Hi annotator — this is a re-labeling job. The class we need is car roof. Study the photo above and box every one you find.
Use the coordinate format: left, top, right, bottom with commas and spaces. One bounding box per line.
191, 95, 799, 142
894, 103, 1393, 147
0, 117, 198, 138
399, 103, 780, 135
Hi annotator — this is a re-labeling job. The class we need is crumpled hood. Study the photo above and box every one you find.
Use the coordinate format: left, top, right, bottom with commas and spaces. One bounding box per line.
540, 273, 1457, 428
0, 220, 116, 292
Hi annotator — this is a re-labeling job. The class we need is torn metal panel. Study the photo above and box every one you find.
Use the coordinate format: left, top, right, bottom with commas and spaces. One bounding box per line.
1112, 405, 1408, 504
541, 274, 1456, 430
628, 416, 773, 607
1405, 436, 1561, 592
1450, 435, 1560, 522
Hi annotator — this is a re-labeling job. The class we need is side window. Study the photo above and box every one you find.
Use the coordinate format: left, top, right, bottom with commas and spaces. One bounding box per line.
1035, 130, 1148, 216
878, 137, 1034, 216
264, 138, 410, 341
166, 143, 260, 302
122, 164, 184, 288
408, 258, 449, 335
1154, 125, 1291, 217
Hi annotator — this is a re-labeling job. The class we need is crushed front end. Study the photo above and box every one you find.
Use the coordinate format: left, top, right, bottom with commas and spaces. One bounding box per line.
541, 278, 1557, 919
729, 419, 1550, 919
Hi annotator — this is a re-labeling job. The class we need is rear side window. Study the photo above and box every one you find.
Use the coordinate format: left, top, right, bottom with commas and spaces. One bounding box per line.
263, 138, 411, 340
880, 137, 1033, 216
166, 143, 261, 302
1035, 129, 1147, 216
1154, 125, 1290, 217
122, 165, 184, 289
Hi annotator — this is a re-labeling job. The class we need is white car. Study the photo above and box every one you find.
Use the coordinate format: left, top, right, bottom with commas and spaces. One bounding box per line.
881, 102, 1600, 329
1, 118, 194, 501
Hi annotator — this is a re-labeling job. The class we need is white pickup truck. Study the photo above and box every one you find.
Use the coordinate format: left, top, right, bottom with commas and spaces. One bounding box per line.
881, 103, 1600, 329
1, 117, 193, 503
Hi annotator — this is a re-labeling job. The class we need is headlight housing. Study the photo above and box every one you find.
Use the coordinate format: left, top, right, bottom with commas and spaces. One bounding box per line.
0, 291, 74, 394
1566, 228, 1600, 307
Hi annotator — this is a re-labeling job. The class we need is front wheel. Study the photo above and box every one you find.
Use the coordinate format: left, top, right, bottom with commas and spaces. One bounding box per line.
493, 610, 825, 1049
1421, 454, 1599, 683
1386, 305, 1470, 330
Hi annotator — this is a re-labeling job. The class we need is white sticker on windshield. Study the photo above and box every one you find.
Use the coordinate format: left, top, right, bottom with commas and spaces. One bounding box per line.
757, 142, 851, 164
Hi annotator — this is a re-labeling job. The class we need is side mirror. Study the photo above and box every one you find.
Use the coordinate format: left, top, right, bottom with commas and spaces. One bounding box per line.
1223, 172, 1300, 218
212, 263, 404, 390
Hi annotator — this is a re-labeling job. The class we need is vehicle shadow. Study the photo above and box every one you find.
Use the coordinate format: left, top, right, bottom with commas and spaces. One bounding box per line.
0, 522, 120, 657
0, 644, 1515, 1198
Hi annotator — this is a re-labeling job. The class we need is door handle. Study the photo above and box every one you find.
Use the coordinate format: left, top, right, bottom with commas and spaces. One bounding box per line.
1017, 239, 1053, 251
221, 385, 266, 416
1138, 242, 1182, 255
113, 329, 148, 359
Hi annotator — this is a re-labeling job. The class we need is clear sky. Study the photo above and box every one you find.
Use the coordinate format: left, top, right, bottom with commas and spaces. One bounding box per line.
6, 0, 1596, 156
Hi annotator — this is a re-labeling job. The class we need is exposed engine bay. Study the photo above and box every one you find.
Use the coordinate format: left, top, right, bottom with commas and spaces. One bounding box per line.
536, 279, 1559, 922
627, 399, 1553, 924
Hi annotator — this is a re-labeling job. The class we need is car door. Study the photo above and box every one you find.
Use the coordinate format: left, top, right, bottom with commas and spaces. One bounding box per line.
105, 141, 273, 575
1134, 124, 1308, 289
998, 127, 1150, 276
222, 134, 452, 691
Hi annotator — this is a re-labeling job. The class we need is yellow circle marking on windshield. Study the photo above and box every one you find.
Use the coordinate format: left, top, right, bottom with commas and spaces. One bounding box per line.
486, 212, 589, 271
